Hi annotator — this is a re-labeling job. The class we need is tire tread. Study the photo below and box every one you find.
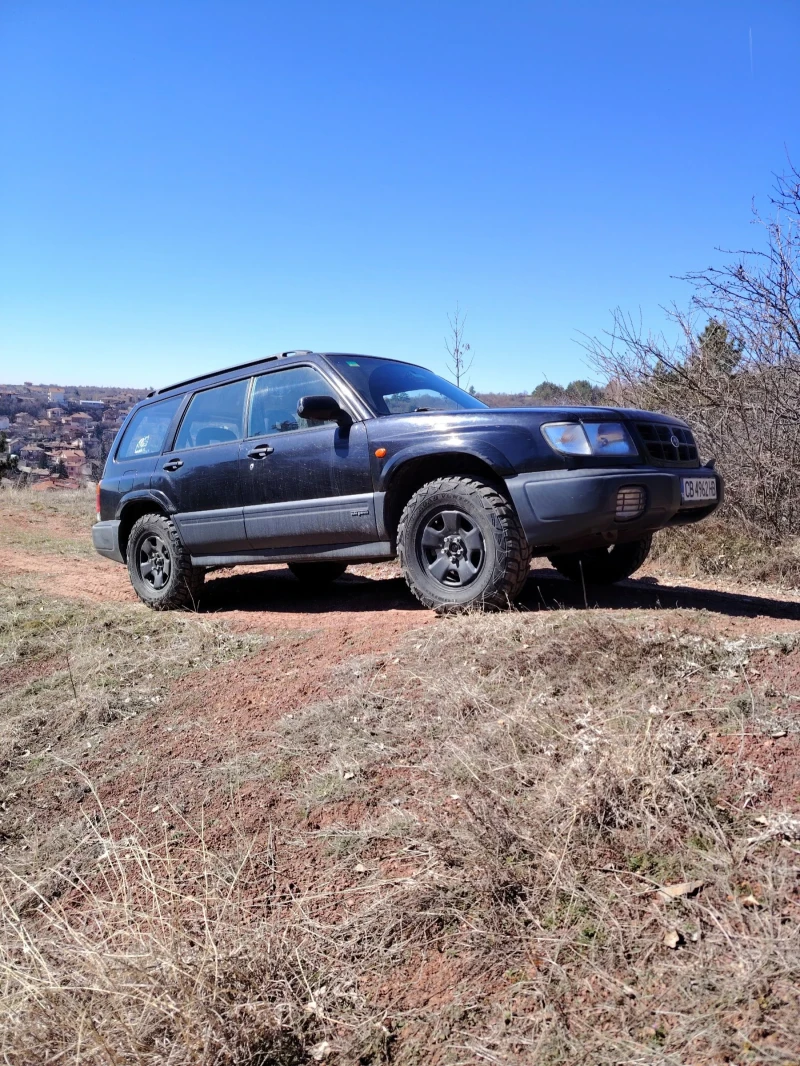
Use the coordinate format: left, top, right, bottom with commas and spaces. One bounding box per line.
127, 513, 205, 610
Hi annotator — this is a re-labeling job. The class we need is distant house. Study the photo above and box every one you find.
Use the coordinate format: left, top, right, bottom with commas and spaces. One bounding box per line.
80, 400, 105, 409
45, 407, 63, 420
0, 415, 9, 431
20, 444, 47, 465
17, 465, 51, 480
14, 412, 34, 426
57, 448, 90, 480
47, 389, 66, 405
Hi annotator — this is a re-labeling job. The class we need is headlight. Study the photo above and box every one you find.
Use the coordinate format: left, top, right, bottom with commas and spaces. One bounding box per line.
584, 422, 637, 456
541, 421, 637, 457
541, 422, 592, 455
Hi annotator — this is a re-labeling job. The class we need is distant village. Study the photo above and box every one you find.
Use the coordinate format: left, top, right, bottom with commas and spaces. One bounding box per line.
0, 381, 149, 490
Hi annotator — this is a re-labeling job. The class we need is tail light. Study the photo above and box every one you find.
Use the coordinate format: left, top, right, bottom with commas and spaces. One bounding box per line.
96, 481, 102, 522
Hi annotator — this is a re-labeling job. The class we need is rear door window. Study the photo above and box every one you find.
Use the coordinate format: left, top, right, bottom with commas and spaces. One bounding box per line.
174, 379, 249, 450
117, 396, 182, 460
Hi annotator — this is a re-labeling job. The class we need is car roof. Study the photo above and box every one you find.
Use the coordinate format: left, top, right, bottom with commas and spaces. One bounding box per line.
148, 351, 402, 398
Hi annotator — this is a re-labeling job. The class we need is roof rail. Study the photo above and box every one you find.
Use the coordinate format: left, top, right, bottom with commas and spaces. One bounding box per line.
152, 350, 315, 396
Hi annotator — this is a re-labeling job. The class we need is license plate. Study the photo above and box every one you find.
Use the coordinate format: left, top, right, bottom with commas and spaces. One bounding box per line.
681, 476, 717, 504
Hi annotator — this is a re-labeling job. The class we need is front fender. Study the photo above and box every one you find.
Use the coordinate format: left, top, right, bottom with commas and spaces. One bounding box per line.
377, 440, 516, 493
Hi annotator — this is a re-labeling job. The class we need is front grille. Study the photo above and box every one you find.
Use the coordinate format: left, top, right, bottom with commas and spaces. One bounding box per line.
616, 485, 646, 521
636, 422, 698, 465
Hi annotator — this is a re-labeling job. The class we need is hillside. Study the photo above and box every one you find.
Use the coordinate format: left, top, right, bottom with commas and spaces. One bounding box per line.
1, 489, 798, 1065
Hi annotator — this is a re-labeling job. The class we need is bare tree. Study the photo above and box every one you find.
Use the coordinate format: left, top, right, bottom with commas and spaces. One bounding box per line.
445, 303, 474, 388
584, 163, 800, 538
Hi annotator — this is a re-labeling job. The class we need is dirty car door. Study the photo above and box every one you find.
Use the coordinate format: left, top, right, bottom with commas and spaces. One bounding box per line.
239, 364, 375, 549
152, 378, 249, 553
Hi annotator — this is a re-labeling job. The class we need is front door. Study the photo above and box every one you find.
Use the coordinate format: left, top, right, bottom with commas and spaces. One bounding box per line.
239, 364, 376, 549
152, 377, 249, 554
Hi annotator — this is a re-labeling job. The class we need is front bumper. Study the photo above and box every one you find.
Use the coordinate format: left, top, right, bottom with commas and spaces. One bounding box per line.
505, 466, 722, 555
92, 520, 125, 564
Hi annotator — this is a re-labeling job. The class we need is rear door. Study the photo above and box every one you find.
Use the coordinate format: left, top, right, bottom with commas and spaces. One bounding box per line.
239, 364, 375, 549
152, 378, 250, 554
107, 394, 184, 496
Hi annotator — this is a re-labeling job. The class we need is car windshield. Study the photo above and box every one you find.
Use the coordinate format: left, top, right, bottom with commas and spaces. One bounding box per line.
326, 355, 486, 415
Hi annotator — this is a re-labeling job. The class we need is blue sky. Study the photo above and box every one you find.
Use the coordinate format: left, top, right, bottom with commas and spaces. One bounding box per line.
1, 1, 797, 392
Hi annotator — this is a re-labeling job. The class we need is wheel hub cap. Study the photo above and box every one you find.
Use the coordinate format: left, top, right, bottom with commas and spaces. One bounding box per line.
418, 509, 485, 588
443, 535, 466, 559
139, 534, 172, 591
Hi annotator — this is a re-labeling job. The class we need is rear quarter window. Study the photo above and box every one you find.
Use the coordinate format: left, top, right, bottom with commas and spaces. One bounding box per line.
116, 396, 182, 460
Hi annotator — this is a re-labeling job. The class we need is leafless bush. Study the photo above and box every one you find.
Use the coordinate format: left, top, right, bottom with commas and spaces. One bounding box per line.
586, 164, 800, 539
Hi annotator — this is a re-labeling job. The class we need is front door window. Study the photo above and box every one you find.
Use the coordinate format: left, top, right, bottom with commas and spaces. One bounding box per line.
248, 366, 339, 437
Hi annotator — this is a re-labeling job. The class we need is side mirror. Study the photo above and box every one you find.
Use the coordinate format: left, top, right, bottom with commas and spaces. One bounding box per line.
297, 394, 351, 427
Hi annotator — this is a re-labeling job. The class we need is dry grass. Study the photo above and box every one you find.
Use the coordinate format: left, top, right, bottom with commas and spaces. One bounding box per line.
2, 596, 798, 1064
0, 483, 97, 557
273, 614, 800, 1063
1, 803, 316, 1066
651, 519, 800, 589
0, 580, 260, 778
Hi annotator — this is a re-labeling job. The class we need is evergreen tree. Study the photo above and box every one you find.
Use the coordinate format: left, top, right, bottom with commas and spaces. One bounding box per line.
695, 318, 743, 375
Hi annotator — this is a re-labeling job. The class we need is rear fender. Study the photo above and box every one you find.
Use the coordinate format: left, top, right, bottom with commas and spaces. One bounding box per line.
115, 489, 175, 521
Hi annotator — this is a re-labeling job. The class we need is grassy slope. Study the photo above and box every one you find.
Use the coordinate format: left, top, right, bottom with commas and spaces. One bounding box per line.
0, 489, 798, 1065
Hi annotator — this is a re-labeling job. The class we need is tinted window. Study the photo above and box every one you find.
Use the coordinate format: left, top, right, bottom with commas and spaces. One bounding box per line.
174, 379, 249, 450
248, 366, 339, 436
117, 396, 182, 460
326, 355, 486, 415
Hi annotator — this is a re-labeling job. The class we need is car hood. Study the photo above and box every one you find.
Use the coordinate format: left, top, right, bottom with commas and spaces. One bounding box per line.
379, 406, 689, 427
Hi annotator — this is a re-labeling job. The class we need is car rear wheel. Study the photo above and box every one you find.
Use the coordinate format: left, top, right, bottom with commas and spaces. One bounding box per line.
547, 535, 652, 586
397, 476, 531, 611
288, 562, 348, 584
127, 513, 205, 610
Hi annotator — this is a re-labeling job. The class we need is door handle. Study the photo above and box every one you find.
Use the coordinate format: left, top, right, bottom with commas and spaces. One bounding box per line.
163, 458, 184, 472
247, 445, 274, 459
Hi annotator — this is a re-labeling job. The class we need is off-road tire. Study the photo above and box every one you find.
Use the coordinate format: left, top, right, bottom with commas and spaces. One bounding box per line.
547, 534, 652, 586
397, 476, 531, 612
288, 562, 348, 584
127, 513, 205, 610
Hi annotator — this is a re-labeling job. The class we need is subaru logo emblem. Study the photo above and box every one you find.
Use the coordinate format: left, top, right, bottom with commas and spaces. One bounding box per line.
670, 434, 680, 448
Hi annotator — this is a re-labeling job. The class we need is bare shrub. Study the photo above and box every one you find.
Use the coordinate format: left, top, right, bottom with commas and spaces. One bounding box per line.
586, 164, 800, 539
651, 518, 800, 587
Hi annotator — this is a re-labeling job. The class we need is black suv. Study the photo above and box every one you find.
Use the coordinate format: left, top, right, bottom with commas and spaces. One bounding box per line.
93, 350, 722, 611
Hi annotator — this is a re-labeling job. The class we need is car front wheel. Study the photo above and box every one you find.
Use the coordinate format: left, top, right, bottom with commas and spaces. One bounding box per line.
127, 513, 205, 610
397, 476, 531, 611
